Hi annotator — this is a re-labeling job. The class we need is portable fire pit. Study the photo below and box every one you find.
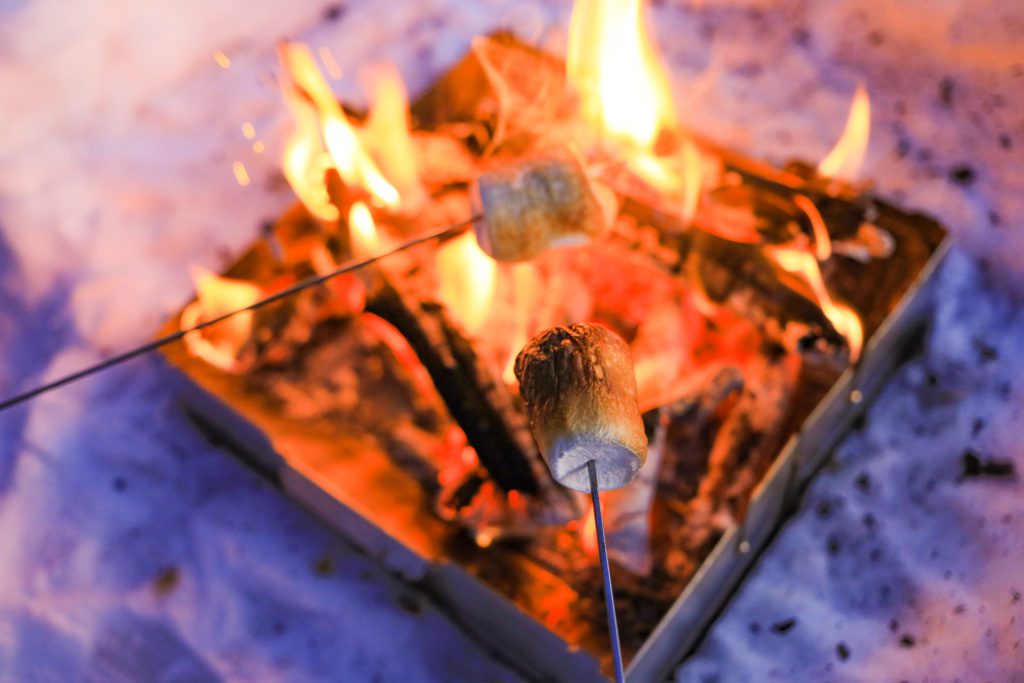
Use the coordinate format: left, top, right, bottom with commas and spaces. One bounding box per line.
158, 11, 947, 683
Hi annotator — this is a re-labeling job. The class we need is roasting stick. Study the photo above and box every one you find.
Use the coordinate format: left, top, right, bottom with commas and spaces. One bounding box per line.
588, 459, 626, 683
0, 217, 477, 413
515, 324, 647, 682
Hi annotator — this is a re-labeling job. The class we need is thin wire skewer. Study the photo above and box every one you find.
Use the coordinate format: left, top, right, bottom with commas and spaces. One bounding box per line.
0, 216, 477, 414
588, 459, 626, 683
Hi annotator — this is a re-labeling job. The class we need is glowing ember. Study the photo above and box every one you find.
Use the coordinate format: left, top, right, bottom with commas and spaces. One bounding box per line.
348, 201, 381, 259
567, 0, 675, 148
278, 43, 400, 211
232, 160, 250, 187
501, 264, 541, 385
436, 231, 497, 338
766, 246, 864, 361
181, 266, 261, 372
212, 50, 231, 69
818, 84, 871, 182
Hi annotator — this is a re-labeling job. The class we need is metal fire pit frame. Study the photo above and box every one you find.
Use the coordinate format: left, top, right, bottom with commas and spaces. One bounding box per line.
162, 229, 948, 683
626, 238, 951, 681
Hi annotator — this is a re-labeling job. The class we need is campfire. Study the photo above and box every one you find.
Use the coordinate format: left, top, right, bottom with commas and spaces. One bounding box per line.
162, 0, 946, 678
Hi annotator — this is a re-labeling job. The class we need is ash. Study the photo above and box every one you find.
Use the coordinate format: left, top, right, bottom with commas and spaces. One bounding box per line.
0, 1, 1020, 682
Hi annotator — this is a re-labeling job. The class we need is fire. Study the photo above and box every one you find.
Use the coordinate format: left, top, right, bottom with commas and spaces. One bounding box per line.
818, 84, 871, 182
436, 231, 497, 337
181, 266, 261, 372
568, 0, 675, 148
362, 64, 426, 212
348, 201, 381, 259
579, 499, 599, 557
279, 69, 339, 222
278, 43, 400, 213
792, 194, 832, 261
501, 263, 541, 385
766, 246, 863, 361
568, 0, 704, 225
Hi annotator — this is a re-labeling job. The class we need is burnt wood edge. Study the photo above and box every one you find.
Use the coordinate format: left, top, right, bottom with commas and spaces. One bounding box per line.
364, 274, 544, 495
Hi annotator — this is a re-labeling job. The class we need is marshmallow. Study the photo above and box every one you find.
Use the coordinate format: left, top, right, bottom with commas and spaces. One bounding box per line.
473, 150, 608, 262
514, 323, 647, 492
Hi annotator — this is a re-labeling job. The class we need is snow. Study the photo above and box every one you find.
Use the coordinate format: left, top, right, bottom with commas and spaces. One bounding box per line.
0, 0, 1021, 681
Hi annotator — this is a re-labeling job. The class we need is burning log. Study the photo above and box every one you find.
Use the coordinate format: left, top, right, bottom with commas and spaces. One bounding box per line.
693, 352, 802, 523
361, 253, 547, 497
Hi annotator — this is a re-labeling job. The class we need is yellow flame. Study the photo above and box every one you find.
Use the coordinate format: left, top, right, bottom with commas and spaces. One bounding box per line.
680, 137, 702, 224
818, 84, 871, 181
348, 201, 380, 259
362, 64, 425, 211
437, 231, 497, 337
278, 43, 400, 211
767, 247, 863, 361
567, 0, 676, 149
181, 266, 261, 372
279, 61, 340, 222
241, 122, 256, 140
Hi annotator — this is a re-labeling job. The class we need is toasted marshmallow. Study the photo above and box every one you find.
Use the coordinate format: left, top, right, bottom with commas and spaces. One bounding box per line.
473, 150, 608, 262
514, 323, 647, 492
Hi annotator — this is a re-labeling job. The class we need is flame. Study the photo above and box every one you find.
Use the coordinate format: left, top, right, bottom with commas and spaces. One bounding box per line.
580, 499, 599, 558
348, 201, 380, 258
500, 264, 541, 385
278, 43, 400, 213
567, 0, 675, 149
362, 65, 425, 211
792, 194, 831, 261
767, 247, 863, 361
680, 137, 702, 224
436, 231, 497, 337
818, 84, 871, 182
279, 67, 339, 222
181, 266, 261, 372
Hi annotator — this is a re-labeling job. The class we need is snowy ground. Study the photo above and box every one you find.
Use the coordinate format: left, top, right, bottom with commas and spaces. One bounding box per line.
0, 0, 1021, 681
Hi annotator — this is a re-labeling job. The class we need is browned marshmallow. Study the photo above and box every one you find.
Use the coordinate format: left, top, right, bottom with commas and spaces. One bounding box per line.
473, 150, 608, 262
514, 323, 647, 492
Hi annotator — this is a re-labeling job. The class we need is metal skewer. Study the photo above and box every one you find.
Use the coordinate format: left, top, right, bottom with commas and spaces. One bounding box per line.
587, 459, 626, 683
0, 216, 477, 414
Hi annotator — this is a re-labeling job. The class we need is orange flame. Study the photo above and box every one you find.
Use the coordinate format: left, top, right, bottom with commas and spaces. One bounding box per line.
580, 499, 599, 558
567, 0, 675, 149
501, 263, 541, 385
278, 43, 400, 212
436, 231, 497, 337
767, 246, 863, 361
792, 194, 831, 261
818, 84, 871, 182
348, 201, 380, 259
181, 266, 261, 372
